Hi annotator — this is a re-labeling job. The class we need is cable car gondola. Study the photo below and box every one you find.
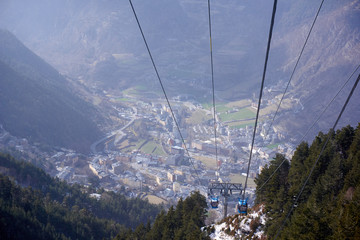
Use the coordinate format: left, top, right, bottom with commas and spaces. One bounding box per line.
210, 196, 219, 209
237, 198, 248, 215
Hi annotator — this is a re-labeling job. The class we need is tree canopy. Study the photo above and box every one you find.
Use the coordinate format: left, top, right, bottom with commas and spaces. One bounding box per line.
0, 153, 162, 239
255, 124, 360, 239
114, 191, 210, 240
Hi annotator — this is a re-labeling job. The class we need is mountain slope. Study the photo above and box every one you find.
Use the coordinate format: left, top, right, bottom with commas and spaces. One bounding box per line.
0, 0, 359, 144
0, 152, 161, 239
0, 29, 102, 153
0, 0, 275, 96
255, 123, 360, 239
270, 0, 360, 140
114, 191, 209, 240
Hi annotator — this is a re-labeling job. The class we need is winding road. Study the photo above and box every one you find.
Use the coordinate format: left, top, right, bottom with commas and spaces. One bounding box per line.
90, 106, 137, 154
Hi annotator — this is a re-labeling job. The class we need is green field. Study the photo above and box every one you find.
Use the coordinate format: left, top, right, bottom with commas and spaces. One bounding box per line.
200, 100, 258, 130
219, 108, 256, 122
123, 87, 137, 96
117, 137, 167, 156
193, 155, 217, 170
135, 139, 147, 149
140, 141, 166, 156
201, 102, 212, 110
187, 109, 212, 124
229, 174, 256, 188
226, 99, 251, 108
215, 103, 231, 113
115, 97, 132, 102
267, 143, 280, 149
201, 102, 232, 113
228, 120, 255, 129
117, 138, 146, 152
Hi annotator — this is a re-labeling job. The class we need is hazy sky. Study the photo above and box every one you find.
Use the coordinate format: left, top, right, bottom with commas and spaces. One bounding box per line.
1, 0, 359, 140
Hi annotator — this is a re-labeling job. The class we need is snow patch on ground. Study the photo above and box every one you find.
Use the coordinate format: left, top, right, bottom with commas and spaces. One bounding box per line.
209, 222, 234, 240
206, 204, 267, 240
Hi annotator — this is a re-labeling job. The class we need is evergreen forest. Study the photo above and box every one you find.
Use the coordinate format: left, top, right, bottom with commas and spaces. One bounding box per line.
255, 123, 360, 239
1, 123, 360, 239
114, 191, 210, 240
0, 153, 161, 239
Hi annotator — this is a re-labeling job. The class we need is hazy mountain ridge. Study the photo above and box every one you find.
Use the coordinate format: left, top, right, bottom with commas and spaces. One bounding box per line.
0, 0, 275, 94
0, 0, 359, 143
0, 29, 103, 153
269, 0, 360, 140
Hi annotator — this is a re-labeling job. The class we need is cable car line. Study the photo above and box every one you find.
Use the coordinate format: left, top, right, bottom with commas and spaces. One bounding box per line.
207, 0, 219, 174
257, 63, 360, 192
257, 0, 346, 193
129, 0, 356, 224
206, 0, 255, 216
242, 1, 327, 182
274, 73, 360, 240
207, 1, 237, 216
264, 0, 325, 138
243, 0, 278, 200
207, 0, 278, 216
129, 0, 202, 185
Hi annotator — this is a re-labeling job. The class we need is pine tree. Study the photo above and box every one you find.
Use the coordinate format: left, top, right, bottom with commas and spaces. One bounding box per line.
256, 124, 360, 239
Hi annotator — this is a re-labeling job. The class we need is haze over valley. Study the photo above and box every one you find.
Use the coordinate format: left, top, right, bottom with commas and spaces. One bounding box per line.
0, 0, 359, 227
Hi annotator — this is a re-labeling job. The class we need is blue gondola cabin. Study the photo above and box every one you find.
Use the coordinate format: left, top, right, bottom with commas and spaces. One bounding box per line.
237, 199, 248, 214
210, 197, 219, 209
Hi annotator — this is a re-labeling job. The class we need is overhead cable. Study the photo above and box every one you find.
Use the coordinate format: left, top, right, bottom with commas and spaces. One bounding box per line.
243, 0, 278, 199
265, 0, 325, 136
129, 0, 201, 185
207, 0, 219, 172
274, 73, 360, 240
258, 63, 360, 191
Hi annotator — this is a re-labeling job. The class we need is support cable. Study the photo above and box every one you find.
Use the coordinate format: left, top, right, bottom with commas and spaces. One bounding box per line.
243, 0, 278, 199
264, 0, 325, 137
129, 0, 201, 185
274, 73, 360, 240
207, 0, 219, 173
258, 63, 360, 191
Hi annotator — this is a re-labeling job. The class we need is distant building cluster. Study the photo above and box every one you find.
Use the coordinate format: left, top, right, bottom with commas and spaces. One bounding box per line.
0, 89, 298, 207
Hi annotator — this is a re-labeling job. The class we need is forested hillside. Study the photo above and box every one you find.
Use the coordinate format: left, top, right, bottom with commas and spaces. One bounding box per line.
1, 126, 359, 239
0, 153, 161, 239
0, 29, 102, 153
114, 191, 210, 240
255, 123, 360, 239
